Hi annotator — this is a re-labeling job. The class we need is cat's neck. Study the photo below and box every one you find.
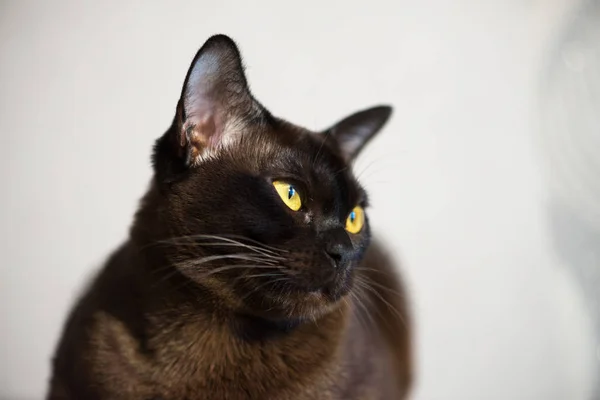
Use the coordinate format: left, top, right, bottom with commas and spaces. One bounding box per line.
147, 302, 348, 397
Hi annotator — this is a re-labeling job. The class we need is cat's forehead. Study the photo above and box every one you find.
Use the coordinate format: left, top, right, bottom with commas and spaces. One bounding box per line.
251, 122, 365, 203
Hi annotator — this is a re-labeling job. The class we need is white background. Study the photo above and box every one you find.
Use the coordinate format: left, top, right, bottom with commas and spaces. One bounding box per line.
1, 1, 597, 399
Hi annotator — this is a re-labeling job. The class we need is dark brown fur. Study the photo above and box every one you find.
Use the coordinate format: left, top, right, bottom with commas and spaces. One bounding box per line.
48, 35, 412, 400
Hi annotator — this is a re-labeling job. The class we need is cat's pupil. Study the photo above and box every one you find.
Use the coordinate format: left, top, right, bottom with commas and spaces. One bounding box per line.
288, 186, 295, 199
350, 211, 356, 222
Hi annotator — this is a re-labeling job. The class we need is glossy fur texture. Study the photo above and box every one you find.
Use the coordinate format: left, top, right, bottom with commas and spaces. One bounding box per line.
48, 35, 412, 400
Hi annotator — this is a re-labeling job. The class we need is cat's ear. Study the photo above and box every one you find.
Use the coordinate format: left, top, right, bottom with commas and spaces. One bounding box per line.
173, 34, 262, 166
324, 106, 392, 162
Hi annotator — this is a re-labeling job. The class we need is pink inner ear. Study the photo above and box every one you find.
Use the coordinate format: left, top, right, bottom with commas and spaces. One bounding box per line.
181, 98, 228, 157
177, 37, 257, 161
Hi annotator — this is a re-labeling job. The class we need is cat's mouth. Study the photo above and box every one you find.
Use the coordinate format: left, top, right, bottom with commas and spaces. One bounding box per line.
247, 269, 354, 319
275, 266, 353, 300
307, 275, 353, 302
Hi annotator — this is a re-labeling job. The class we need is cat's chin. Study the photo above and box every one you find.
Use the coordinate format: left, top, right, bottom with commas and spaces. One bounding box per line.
262, 273, 354, 320
245, 286, 351, 322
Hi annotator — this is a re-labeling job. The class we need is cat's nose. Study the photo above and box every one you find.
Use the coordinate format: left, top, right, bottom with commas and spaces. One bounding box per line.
322, 228, 353, 267
325, 245, 343, 265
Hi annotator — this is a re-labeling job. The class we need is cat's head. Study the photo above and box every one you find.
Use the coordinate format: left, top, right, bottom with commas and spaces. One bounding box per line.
148, 35, 391, 322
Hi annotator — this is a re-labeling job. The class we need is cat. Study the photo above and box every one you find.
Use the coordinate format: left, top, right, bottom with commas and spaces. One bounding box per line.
47, 34, 412, 400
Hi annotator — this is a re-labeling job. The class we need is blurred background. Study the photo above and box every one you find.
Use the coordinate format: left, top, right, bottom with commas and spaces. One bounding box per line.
1, 0, 599, 399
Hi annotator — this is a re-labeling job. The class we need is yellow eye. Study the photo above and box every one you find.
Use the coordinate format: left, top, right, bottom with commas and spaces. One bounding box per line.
345, 206, 365, 234
273, 181, 302, 211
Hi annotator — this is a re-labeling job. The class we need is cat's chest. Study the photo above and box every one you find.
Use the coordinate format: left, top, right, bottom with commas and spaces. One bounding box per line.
92, 304, 393, 400
145, 324, 390, 400
142, 327, 338, 399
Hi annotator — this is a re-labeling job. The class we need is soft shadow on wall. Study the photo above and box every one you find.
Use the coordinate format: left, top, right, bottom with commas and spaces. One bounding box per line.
539, 0, 600, 398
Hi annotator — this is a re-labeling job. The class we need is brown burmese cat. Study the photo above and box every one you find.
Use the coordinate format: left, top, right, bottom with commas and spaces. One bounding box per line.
48, 35, 412, 400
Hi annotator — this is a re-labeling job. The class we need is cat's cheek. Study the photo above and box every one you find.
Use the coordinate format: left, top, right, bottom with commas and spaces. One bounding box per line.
242, 216, 297, 245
